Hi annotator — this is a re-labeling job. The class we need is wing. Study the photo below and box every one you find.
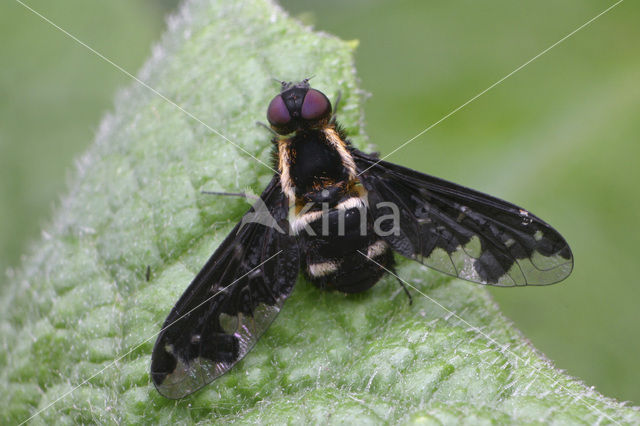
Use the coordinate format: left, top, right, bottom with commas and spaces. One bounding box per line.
352, 149, 573, 286
151, 175, 299, 399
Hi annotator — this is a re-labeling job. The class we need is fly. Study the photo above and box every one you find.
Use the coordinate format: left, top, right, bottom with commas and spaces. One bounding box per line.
150, 79, 573, 399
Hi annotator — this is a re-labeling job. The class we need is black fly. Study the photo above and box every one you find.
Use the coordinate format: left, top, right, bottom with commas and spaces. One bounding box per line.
150, 80, 573, 399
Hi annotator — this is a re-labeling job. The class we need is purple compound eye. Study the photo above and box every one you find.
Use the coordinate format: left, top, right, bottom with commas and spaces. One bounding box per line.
301, 89, 331, 120
267, 95, 291, 126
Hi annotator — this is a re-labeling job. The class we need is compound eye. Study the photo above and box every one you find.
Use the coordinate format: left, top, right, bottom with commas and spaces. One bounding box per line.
266, 95, 291, 126
301, 89, 330, 120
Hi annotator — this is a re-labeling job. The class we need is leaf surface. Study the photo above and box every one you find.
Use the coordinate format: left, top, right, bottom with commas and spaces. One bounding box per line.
1, 0, 638, 423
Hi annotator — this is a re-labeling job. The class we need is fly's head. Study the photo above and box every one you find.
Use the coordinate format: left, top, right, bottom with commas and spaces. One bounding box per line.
267, 79, 332, 135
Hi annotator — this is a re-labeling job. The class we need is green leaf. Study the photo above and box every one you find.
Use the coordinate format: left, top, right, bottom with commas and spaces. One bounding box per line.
1, 0, 638, 423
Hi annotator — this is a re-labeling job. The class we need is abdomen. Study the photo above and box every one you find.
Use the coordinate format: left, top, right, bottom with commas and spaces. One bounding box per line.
292, 195, 394, 293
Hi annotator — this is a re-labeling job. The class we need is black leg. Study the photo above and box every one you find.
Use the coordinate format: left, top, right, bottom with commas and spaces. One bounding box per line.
391, 267, 413, 305
331, 91, 342, 124
201, 190, 259, 201
256, 121, 278, 136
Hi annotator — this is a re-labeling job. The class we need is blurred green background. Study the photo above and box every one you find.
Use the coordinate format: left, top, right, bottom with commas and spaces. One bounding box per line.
1, 0, 638, 406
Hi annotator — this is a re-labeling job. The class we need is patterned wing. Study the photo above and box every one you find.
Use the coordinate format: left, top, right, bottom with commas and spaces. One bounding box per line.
151, 175, 299, 399
353, 149, 573, 286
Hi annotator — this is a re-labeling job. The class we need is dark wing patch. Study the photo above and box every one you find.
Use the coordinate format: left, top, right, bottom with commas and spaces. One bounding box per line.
151, 176, 299, 399
353, 149, 573, 286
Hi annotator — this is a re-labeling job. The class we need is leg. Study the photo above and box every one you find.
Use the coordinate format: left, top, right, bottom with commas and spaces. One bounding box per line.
200, 190, 259, 201
391, 268, 413, 305
331, 91, 342, 124
256, 121, 278, 136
